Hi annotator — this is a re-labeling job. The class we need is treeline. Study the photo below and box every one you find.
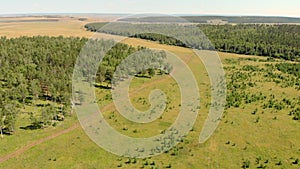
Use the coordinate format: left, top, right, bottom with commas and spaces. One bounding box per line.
183, 16, 300, 24
84, 22, 108, 32
131, 33, 187, 47
85, 23, 300, 61
118, 16, 300, 24
0, 36, 166, 135
199, 24, 300, 61
77, 40, 171, 87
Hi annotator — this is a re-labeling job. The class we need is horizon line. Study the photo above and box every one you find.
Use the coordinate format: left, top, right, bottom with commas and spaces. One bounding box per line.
0, 13, 299, 19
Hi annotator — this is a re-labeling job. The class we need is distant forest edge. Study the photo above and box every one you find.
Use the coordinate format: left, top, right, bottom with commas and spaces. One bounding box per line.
118, 16, 300, 24
85, 22, 300, 61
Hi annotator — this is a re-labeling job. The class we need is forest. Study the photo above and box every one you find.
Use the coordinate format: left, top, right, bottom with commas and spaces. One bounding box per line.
0, 33, 299, 168
85, 23, 300, 61
118, 16, 300, 24
0, 36, 169, 136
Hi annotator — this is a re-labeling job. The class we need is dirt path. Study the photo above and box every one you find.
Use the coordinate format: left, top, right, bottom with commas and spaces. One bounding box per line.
0, 123, 80, 164
0, 72, 176, 164
0, 44, 194, 164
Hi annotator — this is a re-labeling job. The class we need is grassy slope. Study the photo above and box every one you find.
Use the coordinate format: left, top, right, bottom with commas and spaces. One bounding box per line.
0, 20, 299, 169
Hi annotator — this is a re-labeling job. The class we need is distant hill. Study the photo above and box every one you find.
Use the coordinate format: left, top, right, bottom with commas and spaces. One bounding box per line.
118, 16, 300, 24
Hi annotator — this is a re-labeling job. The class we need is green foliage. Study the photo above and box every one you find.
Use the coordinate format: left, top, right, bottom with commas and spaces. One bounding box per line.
289, 108, 300, 120
241, 159, 250, 168
84, 22, 107, 32
119, 16, 300, 24
112, 48, 170, 81
275, 63, 300, 78
85, 23, 300, 61
132, 33, 187, 47
199, 24, 300, 61
0, 101, 18, 134
0, 36, 168, 131
148, 68, 155, 77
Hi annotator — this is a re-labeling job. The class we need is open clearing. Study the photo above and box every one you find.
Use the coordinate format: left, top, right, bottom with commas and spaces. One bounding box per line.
0, 16, 98, 37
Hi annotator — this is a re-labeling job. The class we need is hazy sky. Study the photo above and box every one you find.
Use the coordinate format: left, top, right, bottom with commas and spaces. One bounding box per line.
0, 0, 299, 17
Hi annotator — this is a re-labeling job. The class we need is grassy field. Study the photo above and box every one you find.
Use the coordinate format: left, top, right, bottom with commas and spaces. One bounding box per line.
0, 16, 96, 37
0, 18, 299, 168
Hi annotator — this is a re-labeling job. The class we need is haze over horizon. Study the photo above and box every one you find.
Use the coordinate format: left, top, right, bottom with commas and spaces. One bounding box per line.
0, 0, 299, 17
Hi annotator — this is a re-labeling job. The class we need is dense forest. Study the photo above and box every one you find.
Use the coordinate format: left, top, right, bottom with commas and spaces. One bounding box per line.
0, 36, 169, 135
118, 16, 300, 24
184, 16, 300, 24
0, 36, 85, 135
85, 23, 300, 61
199, 24, 299, 61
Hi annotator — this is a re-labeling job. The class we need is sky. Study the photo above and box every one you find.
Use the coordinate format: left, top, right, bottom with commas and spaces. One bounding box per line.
0, 0, 299, 17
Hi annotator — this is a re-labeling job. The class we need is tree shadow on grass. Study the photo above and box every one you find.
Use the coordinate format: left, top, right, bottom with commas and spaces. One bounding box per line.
94, 83, 112, 89
20, 123, 42, 130
134, 74, 151, 78
1, 131, 13, 136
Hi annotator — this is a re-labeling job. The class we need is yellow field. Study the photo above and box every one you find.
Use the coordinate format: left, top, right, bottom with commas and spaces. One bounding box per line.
0, 16, 96, 37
